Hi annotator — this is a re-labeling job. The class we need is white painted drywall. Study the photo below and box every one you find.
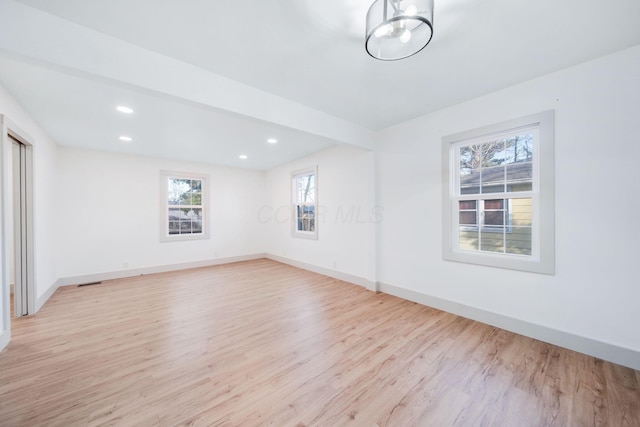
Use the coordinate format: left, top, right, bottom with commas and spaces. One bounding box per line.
263, 145, 376, 287
0, 83, 59, 350
55, 147, 266, 279
376, 46, 640, 356
2, 41, 638, 369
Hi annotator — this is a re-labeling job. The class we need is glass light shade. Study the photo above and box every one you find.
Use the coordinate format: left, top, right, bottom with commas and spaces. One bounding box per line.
365, 0, 434, 60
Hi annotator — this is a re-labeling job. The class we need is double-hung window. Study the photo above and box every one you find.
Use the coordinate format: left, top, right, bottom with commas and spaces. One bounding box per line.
442, 111, 555, 274
292, 166, 318, 239
160, 171, 209, 242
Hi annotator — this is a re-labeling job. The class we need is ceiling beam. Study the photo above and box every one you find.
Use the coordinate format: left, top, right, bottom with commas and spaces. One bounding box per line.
0, 1, 375, 150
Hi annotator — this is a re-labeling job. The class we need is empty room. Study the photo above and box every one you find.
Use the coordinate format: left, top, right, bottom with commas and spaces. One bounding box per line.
0, 0, 639, 425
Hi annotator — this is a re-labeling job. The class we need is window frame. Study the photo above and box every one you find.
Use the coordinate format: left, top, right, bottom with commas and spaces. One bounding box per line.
442, 111, 555, 274
160, 170, 209, 242
291, 166, 318, 240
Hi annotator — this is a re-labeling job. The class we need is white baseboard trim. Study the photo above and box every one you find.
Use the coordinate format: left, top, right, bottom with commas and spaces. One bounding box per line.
35, 280, 60, 313
55, 253, 266, 288
378, 281, 640, 371
265, 254, 376, 291
0, 328, 9, 352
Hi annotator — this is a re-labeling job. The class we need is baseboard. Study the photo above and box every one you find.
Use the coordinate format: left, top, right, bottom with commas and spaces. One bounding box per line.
55, 253, 266, 287
0, 328, 9, 352
35, 280, 60, 312
378, 281, 640, 371
266, 254, 376, 291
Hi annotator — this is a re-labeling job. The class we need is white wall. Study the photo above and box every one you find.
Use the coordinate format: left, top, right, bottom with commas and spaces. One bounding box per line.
263, 145, 377, 288
55, 147, 265, 280
376, 45, 640, 367
2, 43, 639, 369
0, 83, 59, 350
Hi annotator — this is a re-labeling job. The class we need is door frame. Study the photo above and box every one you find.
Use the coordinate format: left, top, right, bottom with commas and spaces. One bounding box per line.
10, 132, 35, 316
0, 115, 36, 349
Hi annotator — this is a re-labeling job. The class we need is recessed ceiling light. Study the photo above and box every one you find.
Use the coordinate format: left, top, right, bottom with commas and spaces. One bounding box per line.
239, 154, 248, 159
116, 106, 134, 114
119, 136, 133, 142
267, 138, 278, 144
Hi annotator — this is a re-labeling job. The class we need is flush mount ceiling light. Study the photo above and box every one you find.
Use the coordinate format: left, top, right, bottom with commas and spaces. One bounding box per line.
365, 0, 434, 60
239, 154, 248, 159
267, 138, 278, 144
119, 136, 133, 142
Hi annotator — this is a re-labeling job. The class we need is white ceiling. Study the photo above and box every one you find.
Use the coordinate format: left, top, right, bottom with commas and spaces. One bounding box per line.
1, 0, 640, 169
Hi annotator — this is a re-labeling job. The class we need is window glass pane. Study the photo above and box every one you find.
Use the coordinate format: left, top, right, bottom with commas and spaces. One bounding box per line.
460, 169, 480, 194
190, 179, 202, 206
307, 180, 315, 203
169, 178, 202, 206
506, 162, 532, 192
481, 166, 505, 193
168, 209, 180, 221
504, 134, 534, 164
459, 145, 476, 169
168, 221, 180, 234
482, 140, 507, 167
459, 211, 477, 225
168, 208, 203, 235
459, 200, 477, 210
504, 137, 516, 164
191, 193, 202, 205
484, 211, 504, 226
459, 228, 478, 251
296, 174, 315, 204
296, 205, 304, 231
481, 228, 505, 253
510, 198, 532, 226
506, 227, 532, 255
484, 199, 504, 209
514, 134, 533, 163
305, 205, 315, 217
168, 178, 189, 205
305, 218, 315, 232
296, 204, 315, 232
178, 220, 190, 234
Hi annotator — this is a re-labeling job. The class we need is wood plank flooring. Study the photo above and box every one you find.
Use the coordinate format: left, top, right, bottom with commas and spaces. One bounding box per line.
0, 259, 638, 426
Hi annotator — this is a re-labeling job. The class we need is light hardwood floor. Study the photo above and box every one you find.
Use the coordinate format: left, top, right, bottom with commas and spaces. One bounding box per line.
0, 259, 638, 426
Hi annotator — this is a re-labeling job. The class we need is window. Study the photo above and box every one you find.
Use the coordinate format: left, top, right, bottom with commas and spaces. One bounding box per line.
160, 171, 209, 242
442, 111, 554, 274
292, 166, 318, 239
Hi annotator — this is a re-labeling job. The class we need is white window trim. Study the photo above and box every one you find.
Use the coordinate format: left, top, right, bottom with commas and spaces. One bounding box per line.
291, 166, 318, 240
442, 110, 555, 274
160, 170, 210, 242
